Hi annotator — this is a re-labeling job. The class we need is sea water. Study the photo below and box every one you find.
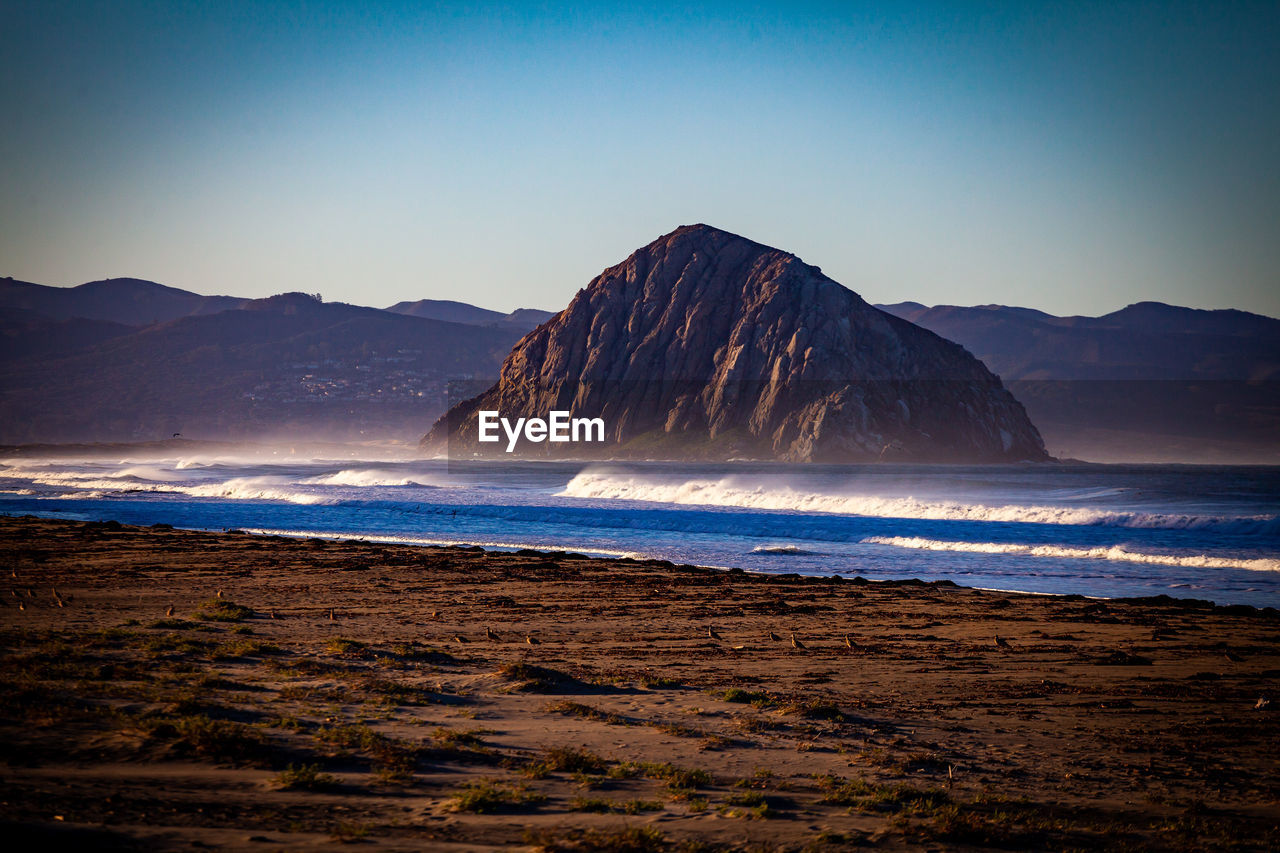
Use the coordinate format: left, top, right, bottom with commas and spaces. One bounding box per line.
1, 452, 1276, 607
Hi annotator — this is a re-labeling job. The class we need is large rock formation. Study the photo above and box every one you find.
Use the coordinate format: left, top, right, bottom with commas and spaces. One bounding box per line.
423, 225, 1048, 462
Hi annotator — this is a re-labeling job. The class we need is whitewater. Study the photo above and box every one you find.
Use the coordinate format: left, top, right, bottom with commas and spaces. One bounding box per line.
1, 453, 1276, 607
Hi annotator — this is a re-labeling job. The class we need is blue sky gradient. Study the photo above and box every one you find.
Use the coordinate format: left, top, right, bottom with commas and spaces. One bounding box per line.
2, 1, 1277, 315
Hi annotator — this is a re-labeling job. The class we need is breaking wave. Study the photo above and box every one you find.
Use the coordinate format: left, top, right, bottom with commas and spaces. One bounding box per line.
1, 469, 333, 505
560, 471, 1279, 534
302, 468, 435, 488
862, 536, 1280, 573
175, 477, 336, 505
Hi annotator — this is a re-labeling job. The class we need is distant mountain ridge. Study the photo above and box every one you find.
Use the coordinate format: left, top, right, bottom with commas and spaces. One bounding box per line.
1, 275, 554, 334
876, 301, 1280, 462
0, 284, 538, 443
877, 300, 1280, 380
0, 276, 249, 326
385, 299, 555, 329
426, 224, 1048, 462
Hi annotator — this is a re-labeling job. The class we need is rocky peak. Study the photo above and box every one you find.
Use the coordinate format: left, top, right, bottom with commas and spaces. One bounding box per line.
425, 225, 1049, 462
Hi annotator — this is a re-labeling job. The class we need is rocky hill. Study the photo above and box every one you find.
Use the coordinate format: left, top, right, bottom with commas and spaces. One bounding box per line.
425, 225, 1048, 462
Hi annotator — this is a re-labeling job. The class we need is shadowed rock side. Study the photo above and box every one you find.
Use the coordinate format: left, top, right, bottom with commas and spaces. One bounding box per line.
424, 225, 1048, 462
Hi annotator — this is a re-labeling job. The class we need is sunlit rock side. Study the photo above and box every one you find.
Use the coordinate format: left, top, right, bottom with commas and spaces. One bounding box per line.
424, 224, 1049, 462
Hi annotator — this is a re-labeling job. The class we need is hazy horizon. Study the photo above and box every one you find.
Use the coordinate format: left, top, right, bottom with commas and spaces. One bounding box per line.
3, 2, 1278, 318
6, 249, 1279, 321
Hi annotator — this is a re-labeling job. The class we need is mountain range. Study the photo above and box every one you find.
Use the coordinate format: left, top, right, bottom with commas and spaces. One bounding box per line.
876, 301, 1279, 462
0, 279, 549, 444
2, 255, 1275, 461
877, 301, 1279, 381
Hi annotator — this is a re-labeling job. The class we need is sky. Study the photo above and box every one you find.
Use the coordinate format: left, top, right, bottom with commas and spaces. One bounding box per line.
2, 1, 1278, 317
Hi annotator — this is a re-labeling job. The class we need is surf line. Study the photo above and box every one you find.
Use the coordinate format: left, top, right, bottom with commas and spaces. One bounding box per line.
477, 410, 605, 453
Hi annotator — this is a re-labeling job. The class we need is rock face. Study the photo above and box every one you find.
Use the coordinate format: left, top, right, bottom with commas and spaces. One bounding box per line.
423, 225, 1048, 462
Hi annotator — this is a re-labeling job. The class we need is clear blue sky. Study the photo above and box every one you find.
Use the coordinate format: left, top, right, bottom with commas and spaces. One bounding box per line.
2, 1, 1277, 316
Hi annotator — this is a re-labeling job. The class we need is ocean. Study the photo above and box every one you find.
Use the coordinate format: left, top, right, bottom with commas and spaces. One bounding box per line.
2, 450, 1277, 607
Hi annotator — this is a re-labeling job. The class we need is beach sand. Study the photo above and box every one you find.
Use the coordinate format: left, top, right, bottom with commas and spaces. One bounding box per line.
1, 515, 1277, 850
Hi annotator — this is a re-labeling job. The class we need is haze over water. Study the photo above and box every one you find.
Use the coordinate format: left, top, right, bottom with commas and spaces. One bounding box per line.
2, 452, 1276, 608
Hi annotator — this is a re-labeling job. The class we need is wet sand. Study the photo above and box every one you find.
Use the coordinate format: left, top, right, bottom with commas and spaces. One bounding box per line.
1, 515, 1277, 850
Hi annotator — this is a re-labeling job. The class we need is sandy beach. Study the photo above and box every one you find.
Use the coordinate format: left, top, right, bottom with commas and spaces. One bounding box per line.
1, 515, 1277, 850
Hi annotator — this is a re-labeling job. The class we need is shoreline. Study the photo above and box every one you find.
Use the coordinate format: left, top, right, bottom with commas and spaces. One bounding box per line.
231, 527, 1280, 614
2, 514, 1278, 850
9, 510, 1276, 611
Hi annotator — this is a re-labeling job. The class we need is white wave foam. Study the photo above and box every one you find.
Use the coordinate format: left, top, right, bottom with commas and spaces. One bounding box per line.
303, 468, 433, 487
111, 465, 184, 482
862, 536, 1280, 573
560, 471, 1278, 533
750, 544, 820, 555
176, 477, 335, 505
6, 470, 331, 505
12, 471, 176, 492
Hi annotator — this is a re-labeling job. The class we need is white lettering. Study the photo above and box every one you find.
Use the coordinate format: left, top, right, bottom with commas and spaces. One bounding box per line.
478, 410, 500, 443
478, 411, 607, 452
573, 417, 605, 442
502, 417, 525, 453
549, 410, 570, 441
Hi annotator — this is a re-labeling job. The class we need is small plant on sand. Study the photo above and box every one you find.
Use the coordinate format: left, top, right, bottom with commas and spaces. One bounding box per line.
431, 726, 487, 748
734, 767, 777, 789
275, 762, 339, 791
545, 700, 631, 725
449, 778, 545, 813
212, 639, 281, 659
526, 826, 666, 853
498, 662, 582, 692
570, 796, 663, 814
653, 720, 708, 739
329, 822, 370, 842
390, 642, 458, 665
319, 723, 387, 752
269, 715, 309, 732
526, 745, 608, 778
817, 774, 950, 814
194, 598, 255, 622
569, 796, 613, 813
790, 699, 846, 721
570, 770, 606, 789
721, 790, 774, 819
147, 618, 195, 630
325, 637, 366, 656
713, 687, 778, 708
157, 715, 270, 764
355, 675, 432, 706
610, 761, 712, 790
143, 633, 214, 656
317, 723, 418, 780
